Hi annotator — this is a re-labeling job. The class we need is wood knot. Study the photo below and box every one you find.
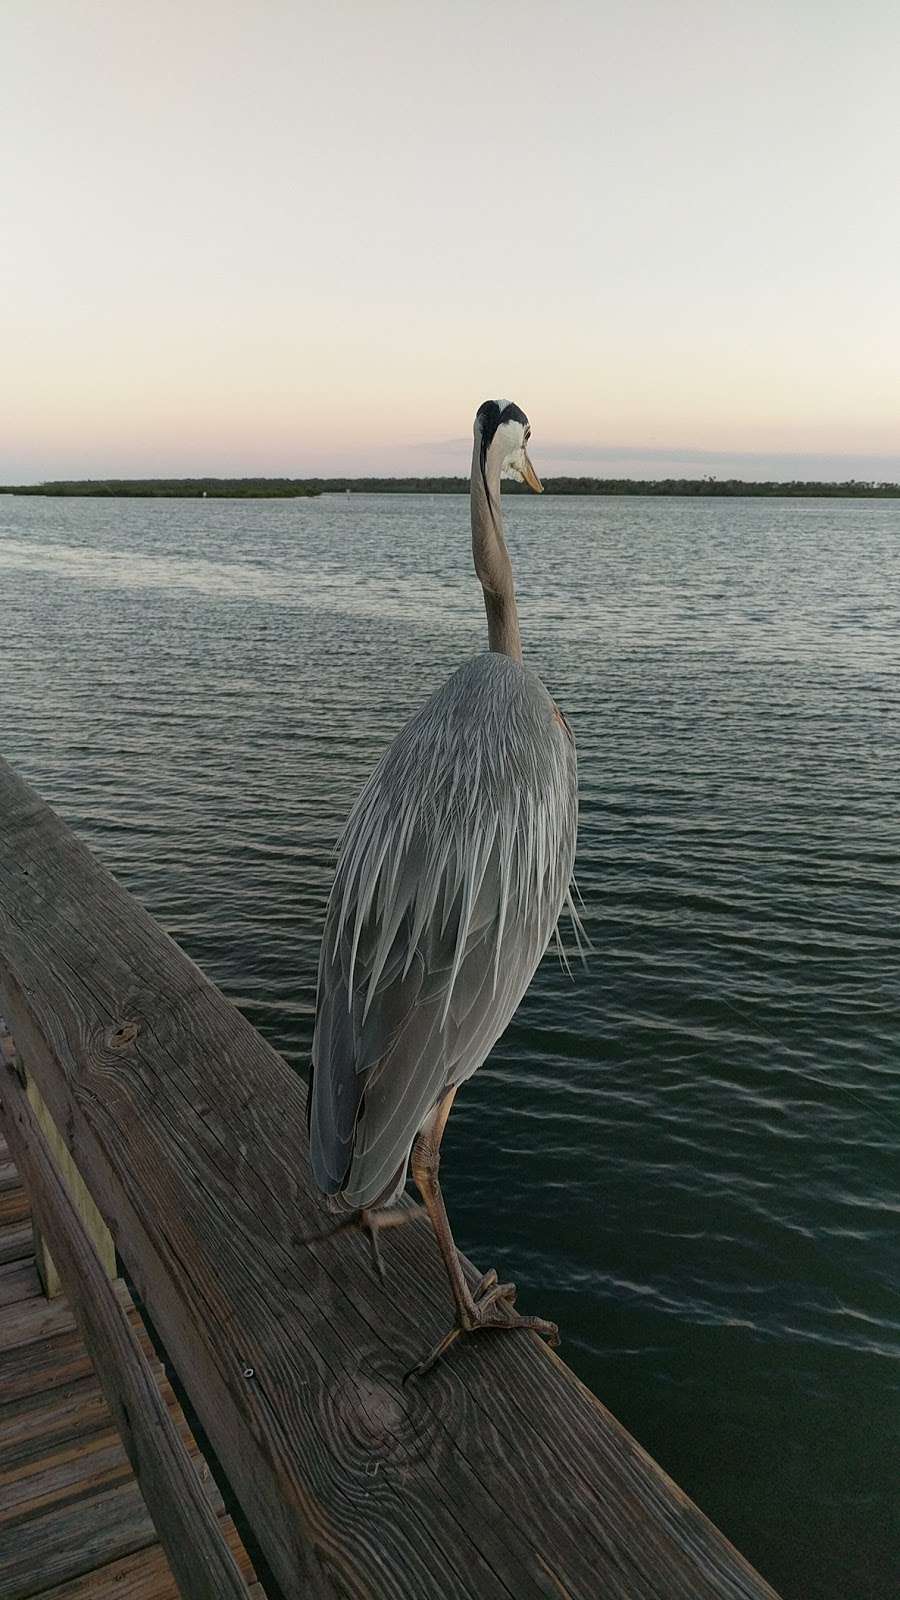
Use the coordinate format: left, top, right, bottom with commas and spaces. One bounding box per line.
335, 1374, 405, 1445
325, 1364, 439, 1477
108, 1021, 140, 1050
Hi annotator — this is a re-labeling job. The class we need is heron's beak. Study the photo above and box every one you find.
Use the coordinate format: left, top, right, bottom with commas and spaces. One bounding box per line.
521, 451, 543, 494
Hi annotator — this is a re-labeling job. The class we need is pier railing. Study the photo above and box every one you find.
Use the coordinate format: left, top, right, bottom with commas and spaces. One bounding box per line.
0, 754, 781, 1600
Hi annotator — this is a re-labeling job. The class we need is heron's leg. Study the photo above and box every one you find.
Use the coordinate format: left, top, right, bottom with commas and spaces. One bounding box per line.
407, 1088, 560, 1379
299, 1204, 423, 1284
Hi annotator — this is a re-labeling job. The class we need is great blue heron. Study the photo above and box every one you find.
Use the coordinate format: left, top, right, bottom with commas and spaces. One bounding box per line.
307, 399, 579, 1374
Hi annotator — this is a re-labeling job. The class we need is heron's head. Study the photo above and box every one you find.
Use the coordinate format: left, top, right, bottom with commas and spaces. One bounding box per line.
474, 399, 543, 494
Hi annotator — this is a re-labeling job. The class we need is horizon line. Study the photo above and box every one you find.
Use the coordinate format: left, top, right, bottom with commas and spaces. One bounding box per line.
4, 469, 900, 491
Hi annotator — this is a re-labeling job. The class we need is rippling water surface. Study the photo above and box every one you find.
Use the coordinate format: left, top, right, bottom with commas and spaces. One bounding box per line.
2, 492, 897, 1598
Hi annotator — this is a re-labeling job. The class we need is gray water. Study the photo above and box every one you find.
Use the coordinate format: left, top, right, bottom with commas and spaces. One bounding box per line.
1, 492, 897, 1598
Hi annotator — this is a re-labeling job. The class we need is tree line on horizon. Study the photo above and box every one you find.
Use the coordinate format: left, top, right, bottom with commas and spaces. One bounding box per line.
2, 475, 899, 498
0, 477, 322, 498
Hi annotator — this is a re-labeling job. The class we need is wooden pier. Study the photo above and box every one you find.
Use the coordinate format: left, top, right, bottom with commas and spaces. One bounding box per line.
0, 1098, 261, 1597
0, 754, 782, 1600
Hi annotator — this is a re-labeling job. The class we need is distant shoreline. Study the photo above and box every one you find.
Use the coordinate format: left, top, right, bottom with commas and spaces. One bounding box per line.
3, 475, 900, 499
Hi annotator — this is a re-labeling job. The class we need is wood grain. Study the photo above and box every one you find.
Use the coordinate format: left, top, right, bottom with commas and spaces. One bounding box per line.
0, 1406, 217, 1528
0, 1256, 39, 1308
26, 1517, 260, 1600
0, 1272, 130, 1352
0, 1186, 29, 1227
26, 1066, 117, 1295
0, 752, 782, 1600
0, 1310, 155, 1404
0, 1220, 32, 1265
0, 1478, 159, 1599
0, 1059, 253, 1600
0, 1367, 168, 1472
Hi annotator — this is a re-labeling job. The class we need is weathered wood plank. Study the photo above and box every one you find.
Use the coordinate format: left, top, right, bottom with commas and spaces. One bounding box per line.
0, 1059, 257, 1600
26, 1066, 117, 1296
0, 1256, 40, 1307
0, 1185, 29, 1227
0, 1285, 83, 1352
0, 1219, 32, 1265
0, 1365, 170, 1472
1, 1421, 156, 1527
0, 753, 781, 1600
26, 1517, 259, 1600
0, 1273, 131, 1353
0, 1409, 221, 1528
0, 1310, 153, 1404
3, 1022, 114, 1296
0, 1478, 158, 1599
0, 1324, 97, 1403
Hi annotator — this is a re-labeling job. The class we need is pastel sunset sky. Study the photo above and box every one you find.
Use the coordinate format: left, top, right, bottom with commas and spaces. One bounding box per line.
4, 0, 899, 481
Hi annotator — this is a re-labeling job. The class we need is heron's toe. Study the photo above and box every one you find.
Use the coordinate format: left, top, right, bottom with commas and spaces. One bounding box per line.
472, 1268, 517, 1306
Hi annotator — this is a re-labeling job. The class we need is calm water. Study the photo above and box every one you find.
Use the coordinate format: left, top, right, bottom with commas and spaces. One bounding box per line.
1, 492, 897, 1597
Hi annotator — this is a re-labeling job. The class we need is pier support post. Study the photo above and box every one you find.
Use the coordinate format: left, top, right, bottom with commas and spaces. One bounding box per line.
0, 1018, 116, 1295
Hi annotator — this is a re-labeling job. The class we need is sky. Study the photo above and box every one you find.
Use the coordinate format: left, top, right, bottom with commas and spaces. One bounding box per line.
3, 0, 900, 482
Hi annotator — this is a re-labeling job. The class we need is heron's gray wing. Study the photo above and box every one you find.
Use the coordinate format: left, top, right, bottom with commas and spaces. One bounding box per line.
310, 830, 547, 1208
306, 873, 428, 1197
308, 653, 578, 1210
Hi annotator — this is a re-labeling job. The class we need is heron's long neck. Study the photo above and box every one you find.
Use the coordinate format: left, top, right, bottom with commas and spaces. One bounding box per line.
470, 444, 523, 663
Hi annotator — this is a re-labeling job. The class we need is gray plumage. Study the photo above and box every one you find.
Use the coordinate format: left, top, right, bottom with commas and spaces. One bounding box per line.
309, 653, 577, 1208
308, 398, 579, 1231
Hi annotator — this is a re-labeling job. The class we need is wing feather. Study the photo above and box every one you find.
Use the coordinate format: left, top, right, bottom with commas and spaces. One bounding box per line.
308, 654, 577, 1209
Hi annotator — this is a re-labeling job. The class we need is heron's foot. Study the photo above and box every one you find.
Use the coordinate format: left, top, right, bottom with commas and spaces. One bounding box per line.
299, 1205, 424, 1284
404, 1269, 560, 1380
